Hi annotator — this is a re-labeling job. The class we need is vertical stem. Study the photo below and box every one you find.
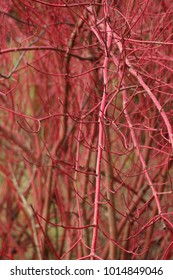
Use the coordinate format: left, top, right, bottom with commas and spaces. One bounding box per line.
104, 127, 118, 259
91, 15, 113, 256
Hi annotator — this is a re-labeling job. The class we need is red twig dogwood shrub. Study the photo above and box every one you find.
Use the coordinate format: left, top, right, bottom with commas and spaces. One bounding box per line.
0, 0, 173, 260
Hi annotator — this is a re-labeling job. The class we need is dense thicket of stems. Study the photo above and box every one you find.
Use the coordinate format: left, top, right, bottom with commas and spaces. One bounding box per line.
0, 0, 173, 259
